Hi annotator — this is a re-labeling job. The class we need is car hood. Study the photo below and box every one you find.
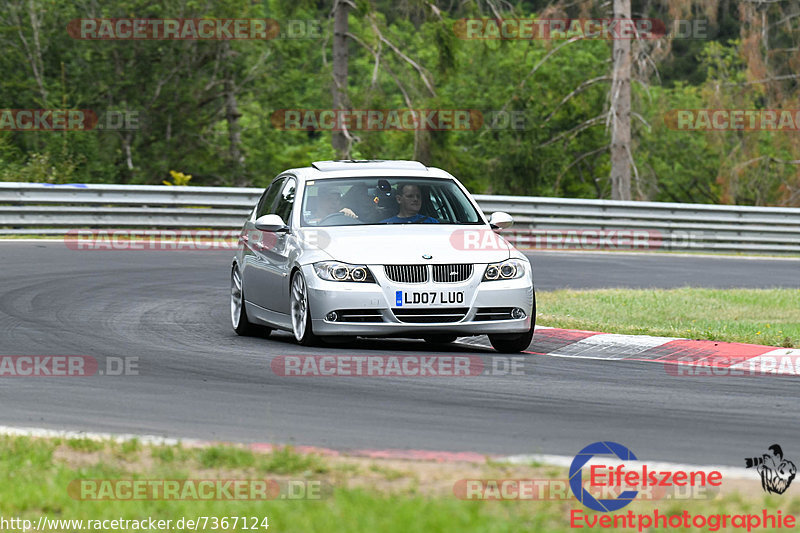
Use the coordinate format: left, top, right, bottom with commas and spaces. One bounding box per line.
298, 225, 512, 264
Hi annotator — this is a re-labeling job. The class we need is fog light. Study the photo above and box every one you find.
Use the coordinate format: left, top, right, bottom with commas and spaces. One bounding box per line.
326, 311, 339, 322
510, 308, 526, 319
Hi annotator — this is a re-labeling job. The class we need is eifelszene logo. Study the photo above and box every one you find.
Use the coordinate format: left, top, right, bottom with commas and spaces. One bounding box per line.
745, 444, 796, 495
569, 441, 722, 512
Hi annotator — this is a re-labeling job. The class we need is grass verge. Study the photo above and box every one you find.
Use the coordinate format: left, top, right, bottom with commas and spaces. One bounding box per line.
1, 435, 797, 532
536, 288, 800, 347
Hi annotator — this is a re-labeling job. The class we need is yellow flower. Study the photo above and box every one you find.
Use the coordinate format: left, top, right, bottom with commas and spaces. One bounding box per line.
164, 170, 193, 186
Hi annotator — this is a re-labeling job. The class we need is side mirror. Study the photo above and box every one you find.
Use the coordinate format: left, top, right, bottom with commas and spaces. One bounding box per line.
489, 211, 514, 230
254, 214, 289, 232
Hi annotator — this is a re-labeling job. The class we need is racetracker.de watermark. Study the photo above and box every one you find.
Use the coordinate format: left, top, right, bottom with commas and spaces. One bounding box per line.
68, 479, 327, 500
0, 110, 96, 131
665, 109, 800, 131
64, 230, 239, 251
272, 109, 480, 131
67, 18, 281, 40
270, 355, 526, 377
449, 228, 708, 252
454, 18, 709, 40
0, 109, 141, 131
454, 478, 719, 501
665, 353, 800, 377
270, 109, 527, 131
0, 356, 137, 376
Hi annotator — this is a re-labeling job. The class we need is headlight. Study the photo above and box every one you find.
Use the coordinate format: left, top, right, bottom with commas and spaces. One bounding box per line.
314, 261, 376, 283
482, 259, 525, 281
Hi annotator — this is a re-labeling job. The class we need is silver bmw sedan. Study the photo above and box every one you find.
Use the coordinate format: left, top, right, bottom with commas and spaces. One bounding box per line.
230, 160, 535, 352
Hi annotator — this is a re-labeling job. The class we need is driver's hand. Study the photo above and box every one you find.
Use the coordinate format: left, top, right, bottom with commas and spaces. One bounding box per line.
339, 208, 358, 218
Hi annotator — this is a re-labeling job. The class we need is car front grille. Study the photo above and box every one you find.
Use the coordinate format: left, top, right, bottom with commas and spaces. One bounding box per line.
474, 307, 515, 321
432, 264, 473, 283
384, 265, 428, 284
392, 307, 469, 323
384, 264, 473, 284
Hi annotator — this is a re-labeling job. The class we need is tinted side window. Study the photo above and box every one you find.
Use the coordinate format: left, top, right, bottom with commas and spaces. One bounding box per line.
272, 178, 296, 223
255, 178, 284, 218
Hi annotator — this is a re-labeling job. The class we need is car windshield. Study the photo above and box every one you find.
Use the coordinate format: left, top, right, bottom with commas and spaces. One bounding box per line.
301, 177, 483, 227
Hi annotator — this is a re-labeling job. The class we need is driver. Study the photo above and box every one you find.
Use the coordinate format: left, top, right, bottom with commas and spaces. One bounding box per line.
310, 186, 358, 223
380, 183, 439, 224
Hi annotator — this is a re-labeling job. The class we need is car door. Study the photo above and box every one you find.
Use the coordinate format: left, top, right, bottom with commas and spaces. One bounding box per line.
265, 177, 299, 315
247, 176, 297, 315
242, 176, 285, 310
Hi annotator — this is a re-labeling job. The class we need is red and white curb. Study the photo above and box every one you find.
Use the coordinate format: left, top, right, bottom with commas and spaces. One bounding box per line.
0, 425, 754, 478
459, 326, 800, 376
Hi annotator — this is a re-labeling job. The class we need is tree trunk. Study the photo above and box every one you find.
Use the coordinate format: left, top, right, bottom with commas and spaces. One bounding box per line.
26, 0, 47, 105
414, 129, 431, 165
332, 0, 351, 159
222, 43, 245, 184
224, 77, 244, 177
610, 0, 632, 201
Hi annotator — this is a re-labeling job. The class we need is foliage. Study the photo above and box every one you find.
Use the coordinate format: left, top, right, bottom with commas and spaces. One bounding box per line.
0, 0, 797, 205
163, 170, 193, 186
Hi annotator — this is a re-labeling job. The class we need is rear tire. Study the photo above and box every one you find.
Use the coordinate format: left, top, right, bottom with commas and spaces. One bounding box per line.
488, 299, 536, 353
231, 266, 271, 337
423, 335, 458, 345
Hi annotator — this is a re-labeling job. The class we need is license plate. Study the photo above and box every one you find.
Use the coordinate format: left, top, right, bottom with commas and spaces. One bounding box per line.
395, 290, 464, 306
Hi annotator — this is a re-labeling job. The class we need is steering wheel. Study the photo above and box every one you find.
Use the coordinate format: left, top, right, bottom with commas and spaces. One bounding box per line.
319, 212, 362, 225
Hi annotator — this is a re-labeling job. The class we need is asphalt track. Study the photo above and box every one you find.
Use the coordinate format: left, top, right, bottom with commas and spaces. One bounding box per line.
1, 241, 799, 466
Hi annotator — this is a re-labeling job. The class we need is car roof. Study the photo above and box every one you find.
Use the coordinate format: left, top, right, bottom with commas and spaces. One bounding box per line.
283, 160, 454, 181
312, 160, 427, 172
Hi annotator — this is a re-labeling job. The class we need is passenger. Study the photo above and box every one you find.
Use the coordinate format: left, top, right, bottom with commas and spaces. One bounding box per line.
380, 183, 439, 224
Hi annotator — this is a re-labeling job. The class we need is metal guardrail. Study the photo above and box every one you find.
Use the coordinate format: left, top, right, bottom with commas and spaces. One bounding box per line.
475, 195, 800, 254
0, 183, 259, 231
1, 182, 799, 254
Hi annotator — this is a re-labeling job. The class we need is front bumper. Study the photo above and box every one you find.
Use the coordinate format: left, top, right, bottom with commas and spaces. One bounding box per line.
302, 263, 534, 337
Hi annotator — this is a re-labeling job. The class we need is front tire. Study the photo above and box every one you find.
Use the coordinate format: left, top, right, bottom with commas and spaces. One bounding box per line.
231, 265, 270, 337
488, 325, 534, 353
488, 299, 536, 353
290, 270, 319, 346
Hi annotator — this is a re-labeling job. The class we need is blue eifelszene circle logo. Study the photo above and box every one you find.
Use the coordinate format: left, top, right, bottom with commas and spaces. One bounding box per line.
569, 441, 639, 512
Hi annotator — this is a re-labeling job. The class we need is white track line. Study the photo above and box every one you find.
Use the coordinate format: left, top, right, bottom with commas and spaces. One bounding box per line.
0, 239, 66, 243
0, 424, 204, 447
